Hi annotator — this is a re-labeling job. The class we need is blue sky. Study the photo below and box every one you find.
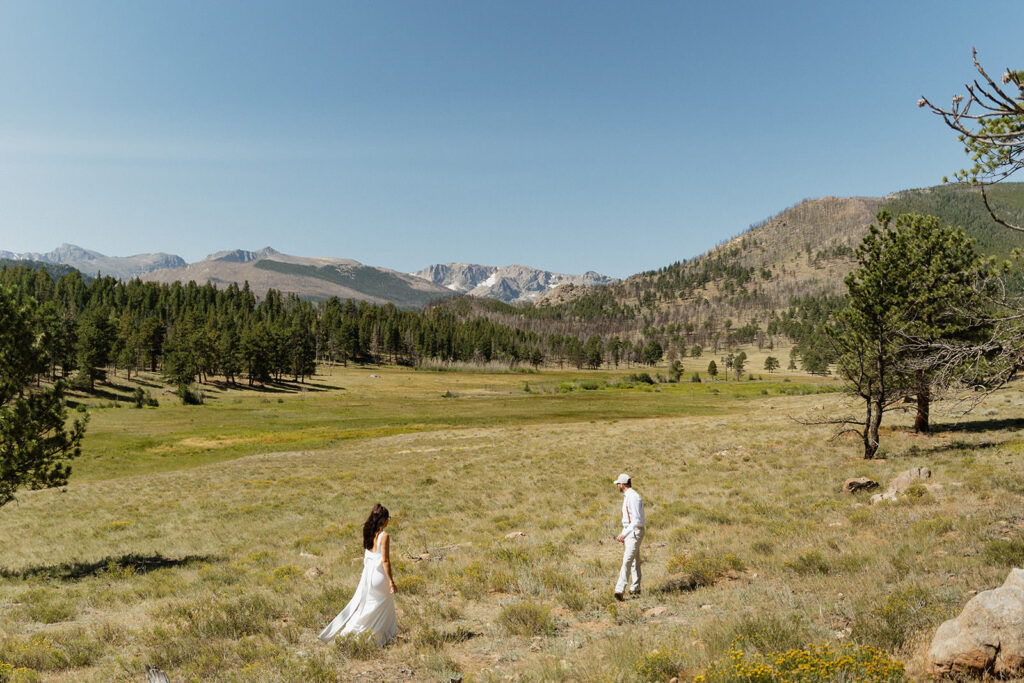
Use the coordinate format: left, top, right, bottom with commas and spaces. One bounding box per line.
0, 1, 1020, 278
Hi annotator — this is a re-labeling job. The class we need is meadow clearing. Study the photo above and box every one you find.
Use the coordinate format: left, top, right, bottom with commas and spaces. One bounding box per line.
2, 361, 1024, 681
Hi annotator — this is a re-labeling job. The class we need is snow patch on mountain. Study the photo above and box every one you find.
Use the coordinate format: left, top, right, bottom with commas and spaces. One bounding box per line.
413, 263, 617, 304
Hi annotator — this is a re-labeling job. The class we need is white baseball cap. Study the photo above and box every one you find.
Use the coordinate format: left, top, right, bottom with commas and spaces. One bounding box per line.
613, 473, 631, 485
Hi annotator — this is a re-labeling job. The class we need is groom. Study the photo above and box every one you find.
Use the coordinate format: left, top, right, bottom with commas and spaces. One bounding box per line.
613, 472, 645, 600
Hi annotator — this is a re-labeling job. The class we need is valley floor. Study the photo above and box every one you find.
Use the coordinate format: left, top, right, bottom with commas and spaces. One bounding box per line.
2, 365, 1023, 681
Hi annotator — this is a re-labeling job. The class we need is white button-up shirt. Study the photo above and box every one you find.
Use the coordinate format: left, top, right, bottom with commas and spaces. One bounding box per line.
621, 487, 645, 533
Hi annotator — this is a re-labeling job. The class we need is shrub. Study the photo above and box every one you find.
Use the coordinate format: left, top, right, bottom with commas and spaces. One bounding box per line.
851, 585, 951, 650
498, 602, 558, 636
540, 566, 581, 593
785, 550, 832, 575
294, 586, 351, 629
0, 663, 40, 683
606, 602, 642, 625
723, 613, 812, 654
272, 564, 302, 582
15, 589, 78, 624
162, 593, 279, 638
178, 384, 204, 405
579, 380, 603, 390
491, 546, 531, 567
902, 482, 932, 502
691, 372, 702, 382
0, 631, 103, 671
666, 552, 744, 588
984, 538, 1024, 567
635, 647, 686, 681
394, 575, 426, 594
693, 642, 904, 682
558, 591, 590, 612
627, 372, 656, 385
421, 652, 463, 679
448, 562, 487, 600
414, 625, 474, 649
333, 631, 379, 660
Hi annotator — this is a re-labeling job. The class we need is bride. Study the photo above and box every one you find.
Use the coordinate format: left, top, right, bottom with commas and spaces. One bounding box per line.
318, 503, 398, 646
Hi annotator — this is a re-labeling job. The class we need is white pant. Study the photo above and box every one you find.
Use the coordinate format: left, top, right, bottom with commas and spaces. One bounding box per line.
615, 527, 644, 594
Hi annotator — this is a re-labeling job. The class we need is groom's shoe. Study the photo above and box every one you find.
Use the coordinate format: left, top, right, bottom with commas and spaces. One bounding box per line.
614, 592, 624, 601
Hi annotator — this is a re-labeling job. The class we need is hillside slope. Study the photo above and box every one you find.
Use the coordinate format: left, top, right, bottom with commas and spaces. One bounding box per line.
446, 184, 1024, 358
142, 248, 453, 308
535, 184, 1024, 321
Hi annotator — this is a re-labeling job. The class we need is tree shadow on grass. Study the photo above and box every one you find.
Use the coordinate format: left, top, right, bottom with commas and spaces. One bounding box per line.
66, 385, 132, 403
922, 440, 1003, 456
0, 552, 218, 582
932, 418, 1024, 434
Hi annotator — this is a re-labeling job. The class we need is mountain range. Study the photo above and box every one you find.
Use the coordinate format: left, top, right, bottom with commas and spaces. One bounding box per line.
413, 263, 616, 301
0, 244, 616, 307
0, 244, 185, 280
5, 183, 1023, 315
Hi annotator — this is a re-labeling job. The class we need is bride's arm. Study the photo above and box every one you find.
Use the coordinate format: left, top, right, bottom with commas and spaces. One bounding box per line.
381, 532, 397, 593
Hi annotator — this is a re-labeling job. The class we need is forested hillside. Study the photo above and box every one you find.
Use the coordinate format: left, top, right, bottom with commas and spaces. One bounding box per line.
0, 258, 84, 282
467, 184, 1024, 366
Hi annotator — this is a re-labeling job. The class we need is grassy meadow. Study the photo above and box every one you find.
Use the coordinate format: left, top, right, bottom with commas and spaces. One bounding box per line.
2, 361, 1024, 681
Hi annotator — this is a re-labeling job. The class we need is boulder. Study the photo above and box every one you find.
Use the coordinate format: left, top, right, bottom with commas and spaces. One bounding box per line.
928, 568, 1024, 677
871, 466, 934, 504
304, 567, 323, 578
842, 477, 879, 494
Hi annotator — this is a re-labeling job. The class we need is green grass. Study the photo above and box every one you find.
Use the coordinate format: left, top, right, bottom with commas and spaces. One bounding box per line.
67, 367, 836, 481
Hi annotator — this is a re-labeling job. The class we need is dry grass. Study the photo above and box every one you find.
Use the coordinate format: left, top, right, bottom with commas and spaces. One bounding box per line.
2, 363, 1024, 680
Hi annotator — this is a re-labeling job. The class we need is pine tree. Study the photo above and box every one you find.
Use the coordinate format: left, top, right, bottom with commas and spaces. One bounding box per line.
0, 286, 86, 507
583, 335, 604, 369
75, 308, 114, 391
829, 212, 995, 457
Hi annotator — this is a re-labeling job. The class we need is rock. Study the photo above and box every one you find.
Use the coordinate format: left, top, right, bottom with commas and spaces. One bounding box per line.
305, 567, 323, 578
505, 531, 526, 539
928, 568, 1024, 677
644, 606, 667, 618
842, 477, 879, 494
299, 552, 318, 559
871, 467, 933, 504
669, 678, 679, 683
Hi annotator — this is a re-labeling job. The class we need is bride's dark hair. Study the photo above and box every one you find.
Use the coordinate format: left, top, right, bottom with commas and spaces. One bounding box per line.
362, 503, 390, 550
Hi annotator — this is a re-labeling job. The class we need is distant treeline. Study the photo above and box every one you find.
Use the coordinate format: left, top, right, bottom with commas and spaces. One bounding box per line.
0, 266, 704, 393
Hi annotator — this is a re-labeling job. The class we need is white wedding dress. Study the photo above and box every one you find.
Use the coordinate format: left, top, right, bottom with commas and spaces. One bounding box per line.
318, 540, 397, 646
